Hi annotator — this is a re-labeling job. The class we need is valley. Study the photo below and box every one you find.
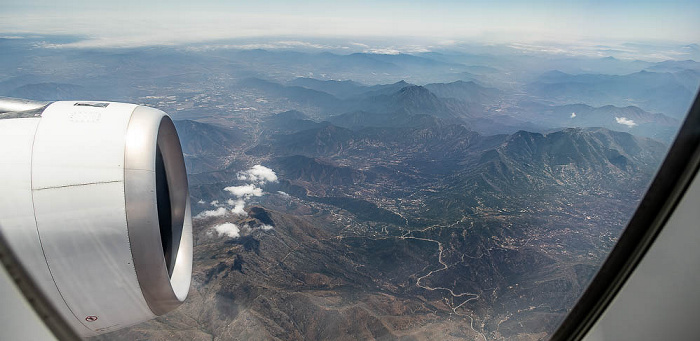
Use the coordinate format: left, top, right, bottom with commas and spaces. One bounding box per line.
1, 36, 695, 340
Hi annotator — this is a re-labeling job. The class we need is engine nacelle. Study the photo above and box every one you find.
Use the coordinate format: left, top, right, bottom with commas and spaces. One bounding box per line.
0, 100, 192, 337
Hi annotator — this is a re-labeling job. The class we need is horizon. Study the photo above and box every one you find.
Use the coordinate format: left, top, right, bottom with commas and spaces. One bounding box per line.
2, 34, 699, 63
1, 1, 699, 55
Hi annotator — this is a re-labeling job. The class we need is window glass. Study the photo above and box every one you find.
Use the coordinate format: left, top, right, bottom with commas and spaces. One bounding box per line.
1, 1, 698, 340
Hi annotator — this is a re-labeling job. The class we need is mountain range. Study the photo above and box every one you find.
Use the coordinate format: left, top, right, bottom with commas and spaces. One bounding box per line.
103, 111, 665, 340
527, 70, 699, 118
2, 37, 693, 340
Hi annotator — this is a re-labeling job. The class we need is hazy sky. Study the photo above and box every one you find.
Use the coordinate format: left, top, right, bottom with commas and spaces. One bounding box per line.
1, 0, 699, 48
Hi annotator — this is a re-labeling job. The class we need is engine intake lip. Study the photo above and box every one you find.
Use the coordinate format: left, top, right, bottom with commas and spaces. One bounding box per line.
124, 106, 192, 315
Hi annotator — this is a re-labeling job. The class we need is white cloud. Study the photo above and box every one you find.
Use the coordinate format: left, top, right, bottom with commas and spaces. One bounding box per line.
2, 3, 698, 53
365, 48, 401, 55
188, 40, 333, 51
275, 40, 327, 49
228, 199, 248, 216
258, 224, 274, 231
197, 199, 205, 204
508, 42, 568, 55
225, 184, 263, 197
615, 117, 637, 127
350, 42, 370, 48
210, 200, 220, 206
212, 223, 240, 238
277, 191, 290, 197
237, 165, 278, 184
215, 165, 278, 220
399, 45, 432, 53
195, 207, 228, 219
570, 112, 576, 118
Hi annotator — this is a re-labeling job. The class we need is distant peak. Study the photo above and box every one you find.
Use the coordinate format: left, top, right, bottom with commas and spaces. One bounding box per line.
543, 70, 569, 76
449, 80, 478, 86
398, 85, 430, 94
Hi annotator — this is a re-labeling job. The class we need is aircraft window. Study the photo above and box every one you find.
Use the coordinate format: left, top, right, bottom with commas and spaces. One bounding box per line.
0, 1, 698, 340
552, 90, 700, 340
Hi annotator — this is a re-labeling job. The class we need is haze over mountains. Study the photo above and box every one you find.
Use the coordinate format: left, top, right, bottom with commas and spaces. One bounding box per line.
1, 35, 698, 340
527, 69, 698, 118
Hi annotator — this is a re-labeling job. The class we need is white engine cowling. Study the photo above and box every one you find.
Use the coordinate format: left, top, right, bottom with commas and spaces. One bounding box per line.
0, 101, 192, 337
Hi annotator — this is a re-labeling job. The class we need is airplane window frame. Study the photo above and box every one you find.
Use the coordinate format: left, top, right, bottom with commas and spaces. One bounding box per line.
0, 224, 81, 340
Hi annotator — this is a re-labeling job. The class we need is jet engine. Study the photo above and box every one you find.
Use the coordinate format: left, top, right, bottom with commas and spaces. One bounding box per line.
0, 98, 192, 337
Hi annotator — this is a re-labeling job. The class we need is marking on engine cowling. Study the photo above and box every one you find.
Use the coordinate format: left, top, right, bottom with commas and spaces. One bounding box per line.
85, 316, 98, 322
33, 180, 122, 191
74, 102, 109, 108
